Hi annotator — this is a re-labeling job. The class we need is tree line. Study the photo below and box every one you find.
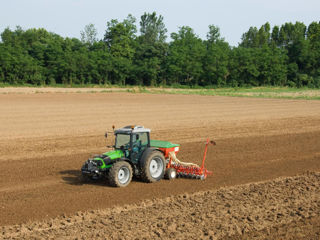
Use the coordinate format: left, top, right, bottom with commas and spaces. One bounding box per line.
0, 12, 319, 88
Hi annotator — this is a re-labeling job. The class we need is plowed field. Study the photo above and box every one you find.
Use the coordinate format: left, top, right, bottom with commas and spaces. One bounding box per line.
0, 91, 319, 239
2, 172, 319, 239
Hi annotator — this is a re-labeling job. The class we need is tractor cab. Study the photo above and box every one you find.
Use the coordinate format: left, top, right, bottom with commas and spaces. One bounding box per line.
113, 125, 151, 163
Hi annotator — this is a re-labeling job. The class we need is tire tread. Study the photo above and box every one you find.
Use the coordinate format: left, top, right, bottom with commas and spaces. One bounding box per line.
108, 161, 133, 187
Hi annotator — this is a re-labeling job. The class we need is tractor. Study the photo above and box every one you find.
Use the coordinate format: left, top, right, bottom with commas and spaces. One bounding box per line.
81, 125, 213, 187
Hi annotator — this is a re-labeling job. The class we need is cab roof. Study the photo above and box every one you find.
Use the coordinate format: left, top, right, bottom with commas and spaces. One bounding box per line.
114, 125, 151, 134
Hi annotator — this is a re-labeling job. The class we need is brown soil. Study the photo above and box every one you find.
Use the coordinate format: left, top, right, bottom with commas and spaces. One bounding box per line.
0, 92, 319, 238
0, 87, 126, 94
1, 172, 319, 240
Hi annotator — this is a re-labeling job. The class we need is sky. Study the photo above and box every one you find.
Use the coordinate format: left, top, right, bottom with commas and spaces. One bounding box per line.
1, 0, 319, 46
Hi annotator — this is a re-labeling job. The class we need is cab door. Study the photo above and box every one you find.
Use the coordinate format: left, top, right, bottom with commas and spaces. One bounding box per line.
130, 132, 150, 163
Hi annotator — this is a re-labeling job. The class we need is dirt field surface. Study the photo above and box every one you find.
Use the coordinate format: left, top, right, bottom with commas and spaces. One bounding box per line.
0, 87, 124, 94
0, 91, 320, 238
1, 172, 319, 240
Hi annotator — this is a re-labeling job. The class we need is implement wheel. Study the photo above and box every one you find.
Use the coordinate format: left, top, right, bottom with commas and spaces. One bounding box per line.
165, 168, 177, 180
140, 151, 165, 183
108, 161, 132, 187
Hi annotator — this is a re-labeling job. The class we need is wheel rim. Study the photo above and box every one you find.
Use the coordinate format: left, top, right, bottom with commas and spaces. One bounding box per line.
149, 157, 164, 178
118, 166, 130, 184
170, 170, 176, 179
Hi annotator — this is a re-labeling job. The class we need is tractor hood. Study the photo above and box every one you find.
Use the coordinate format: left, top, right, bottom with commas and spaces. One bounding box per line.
102, 150, 124, 160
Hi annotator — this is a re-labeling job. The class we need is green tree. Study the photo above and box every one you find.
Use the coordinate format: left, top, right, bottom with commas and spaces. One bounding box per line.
228, 47, 260, 86
240, 26, 259, 48
89, 41, 112, 85
80, 23, 98, 45
306, 22, 320, 78
0, 19, 319, 88
203, 25, 230, 86
257, 22, 271, 46
139, 12, 167, 44
167, 26, 206, 86
104, 15, 137, 85
240, 23, 270, 48
133, 12, 168, 86
271, 25, 280, 46
256, 45, 287, 86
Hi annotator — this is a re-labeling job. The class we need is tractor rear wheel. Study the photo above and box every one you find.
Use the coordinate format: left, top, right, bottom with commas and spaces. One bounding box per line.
140, 151, 165, 183
108, 161, 133, 187
165, 168, 177, 180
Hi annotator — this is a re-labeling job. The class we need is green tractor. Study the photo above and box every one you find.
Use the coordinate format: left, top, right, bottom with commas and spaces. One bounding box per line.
81, 125, 180, 187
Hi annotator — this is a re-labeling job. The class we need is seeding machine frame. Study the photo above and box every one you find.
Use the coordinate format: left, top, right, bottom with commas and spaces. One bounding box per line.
167, 138, 215, 180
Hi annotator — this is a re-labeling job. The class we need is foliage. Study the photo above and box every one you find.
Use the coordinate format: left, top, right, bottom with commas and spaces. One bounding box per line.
0, 16, 319, 88
203, 25, 230, 86
167, 26, 206, 86
133, 12, 168, 86
80, 23, 98, 45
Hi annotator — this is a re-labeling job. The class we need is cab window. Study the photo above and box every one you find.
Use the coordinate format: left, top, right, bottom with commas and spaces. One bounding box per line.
115, 134, 130, 149
138, 132, 148, 146
132, 132, 148, 147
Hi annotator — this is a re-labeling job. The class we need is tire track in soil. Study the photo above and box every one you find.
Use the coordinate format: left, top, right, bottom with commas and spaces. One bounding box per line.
1, 172, 319, 240
0, 131, 319, 226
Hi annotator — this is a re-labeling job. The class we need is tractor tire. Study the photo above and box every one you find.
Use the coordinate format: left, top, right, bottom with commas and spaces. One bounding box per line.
108, 161, 133, 187
140, 151, 165, 183
165, 168, 177, 180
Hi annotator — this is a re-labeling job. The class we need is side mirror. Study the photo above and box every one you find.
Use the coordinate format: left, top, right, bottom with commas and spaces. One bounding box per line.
104, 132, 108, 138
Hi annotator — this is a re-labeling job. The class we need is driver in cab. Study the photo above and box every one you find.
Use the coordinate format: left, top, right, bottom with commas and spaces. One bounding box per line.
132, 134, 141, 153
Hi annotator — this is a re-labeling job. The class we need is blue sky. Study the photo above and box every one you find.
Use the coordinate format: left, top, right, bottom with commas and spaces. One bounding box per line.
1, 0, 319, 46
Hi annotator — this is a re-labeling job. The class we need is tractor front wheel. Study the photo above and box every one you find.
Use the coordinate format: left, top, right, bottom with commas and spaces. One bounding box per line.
108, 161, 133, 187
140, 151, 165, 183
